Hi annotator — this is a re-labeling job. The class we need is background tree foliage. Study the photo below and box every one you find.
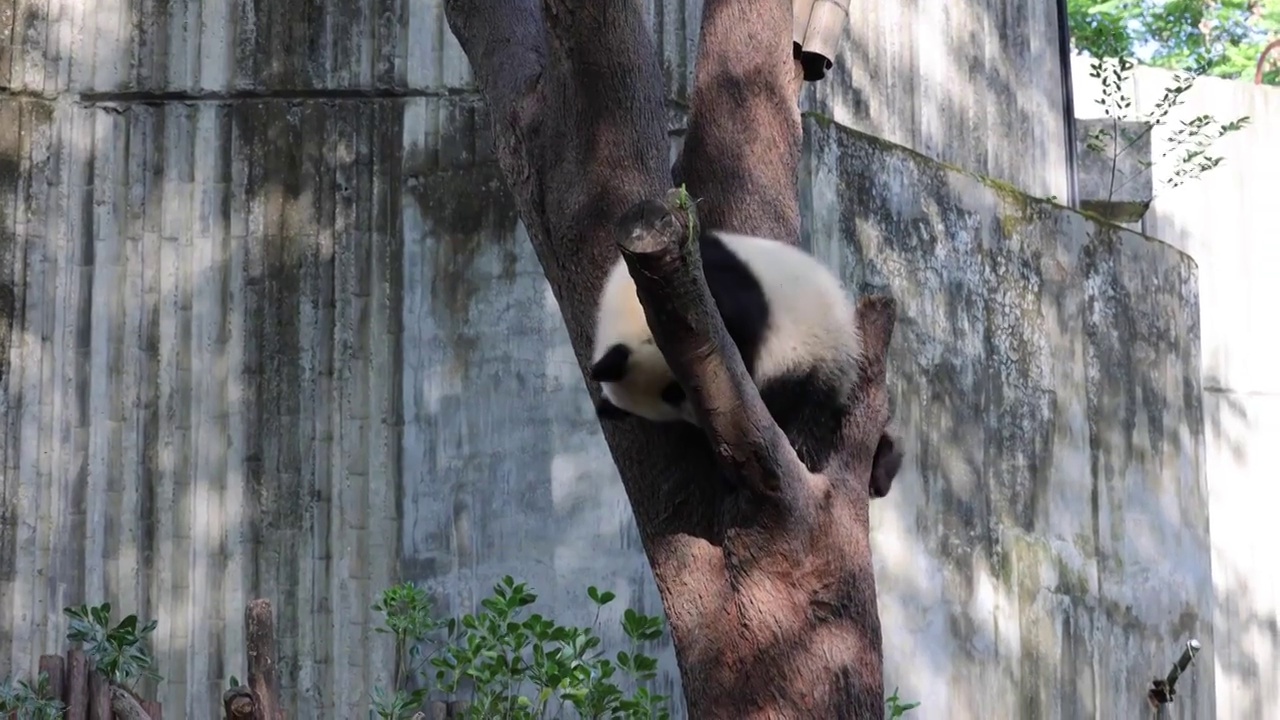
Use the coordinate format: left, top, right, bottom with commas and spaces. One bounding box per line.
1069, 0, 1280, 84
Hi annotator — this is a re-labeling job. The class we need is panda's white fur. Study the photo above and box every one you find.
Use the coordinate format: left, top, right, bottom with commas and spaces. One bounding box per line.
588, 229, 862, 426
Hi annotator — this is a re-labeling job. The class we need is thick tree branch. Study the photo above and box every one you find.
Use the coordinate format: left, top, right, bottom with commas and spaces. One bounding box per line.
836, 296, 899, 478
615, 192, 808, 497
536, 1, 672, 259
444, 0, 668, 354
673, 0, 805, 240
442, 0, 547, 124
854, 295, 897, 389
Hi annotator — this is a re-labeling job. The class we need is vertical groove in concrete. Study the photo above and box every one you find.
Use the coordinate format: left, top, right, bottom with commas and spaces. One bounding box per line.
0, 97, 414, 714
0, 97, 19, 665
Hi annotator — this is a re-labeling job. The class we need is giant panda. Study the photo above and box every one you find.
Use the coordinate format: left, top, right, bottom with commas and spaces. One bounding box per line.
588, 228, 902, 498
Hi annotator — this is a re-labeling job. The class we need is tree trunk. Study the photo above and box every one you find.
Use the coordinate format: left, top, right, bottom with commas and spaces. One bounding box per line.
442, 1, 897, 717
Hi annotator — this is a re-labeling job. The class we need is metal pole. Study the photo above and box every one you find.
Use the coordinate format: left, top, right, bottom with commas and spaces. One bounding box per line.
1147, 639, 1201, 717
1054, 0, 1081, 209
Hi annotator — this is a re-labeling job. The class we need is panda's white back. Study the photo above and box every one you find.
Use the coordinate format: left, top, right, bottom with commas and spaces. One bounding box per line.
708, 231, 863, 384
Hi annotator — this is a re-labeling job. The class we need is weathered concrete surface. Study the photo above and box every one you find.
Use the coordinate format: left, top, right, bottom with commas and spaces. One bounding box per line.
1, 6, 1204, 718
1074, 117, 1153, 223
1, 0, 1071, 203
0, 96, 407, 716
0, 89, 1211, 717
801, 0, 1074, 201
1073, 56, 1280, 720
801, 116, 1212, 719
395, 94, 678, 710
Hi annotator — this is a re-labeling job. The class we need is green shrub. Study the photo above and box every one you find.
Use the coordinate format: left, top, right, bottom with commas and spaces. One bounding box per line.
885, 685, 921, 718
370, 577, 671, 719
63, 602, 161, 690
0, 671, 64, 719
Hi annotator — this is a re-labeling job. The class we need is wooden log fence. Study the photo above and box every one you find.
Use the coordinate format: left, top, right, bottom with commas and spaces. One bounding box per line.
15, 597, 476, 719
15, 651, 162, 720
11, 598, 284, 719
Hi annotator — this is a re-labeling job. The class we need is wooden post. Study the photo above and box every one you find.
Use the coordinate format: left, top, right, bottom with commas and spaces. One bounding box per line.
108, 685, 152, 720
224, 681, 256, 717
87, 664, 110, 720
65, 650, 89, 720
37, 655, 65, 708
223, 686, 256, 719
142, 700, 163, 719
245, 599, 282, 720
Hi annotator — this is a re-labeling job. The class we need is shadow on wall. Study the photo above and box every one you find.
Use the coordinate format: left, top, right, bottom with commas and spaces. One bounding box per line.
0, 4, 1263, 720
801, 0, 1072, 200
0, 113, 19, 612
0, 90, 678, 716
799, 120, 1252, 718
0, 95, 413, 716
1158, 200, 1274, 720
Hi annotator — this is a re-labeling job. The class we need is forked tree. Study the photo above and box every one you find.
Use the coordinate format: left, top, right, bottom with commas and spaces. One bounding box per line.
444, 0, 901, 716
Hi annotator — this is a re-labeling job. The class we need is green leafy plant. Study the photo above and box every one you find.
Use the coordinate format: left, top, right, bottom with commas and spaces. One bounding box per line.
370, 581, 448, 719
64, 602, 161, 690
0, 671, 65, 719
369, 577, 671, 720
371, 577, 925, 719
672, 182, 702, 248
1083, 54, 1250, 205
885, 685, 921, 718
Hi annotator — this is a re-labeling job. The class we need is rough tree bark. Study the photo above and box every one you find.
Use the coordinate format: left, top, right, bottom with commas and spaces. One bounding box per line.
107, 685, 151, 720
443, 1, 895, 717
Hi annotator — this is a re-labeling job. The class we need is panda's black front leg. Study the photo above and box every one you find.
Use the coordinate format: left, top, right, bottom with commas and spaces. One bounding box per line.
595, 397, 634, 421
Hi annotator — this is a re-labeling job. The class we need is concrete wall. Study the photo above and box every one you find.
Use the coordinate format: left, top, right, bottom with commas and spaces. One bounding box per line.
1072, 55, 1280, 720
0, 3, 1206, 718
0, 0, 1072, 198
800, 119, 1212, 719
801, 0, 1074, 201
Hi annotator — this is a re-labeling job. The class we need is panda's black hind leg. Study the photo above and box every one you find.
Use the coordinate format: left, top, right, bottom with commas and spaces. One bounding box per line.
759, 370, 904, 500
589, 344, 631, 383
758, 369, 847, 473
660, 381, 686, 408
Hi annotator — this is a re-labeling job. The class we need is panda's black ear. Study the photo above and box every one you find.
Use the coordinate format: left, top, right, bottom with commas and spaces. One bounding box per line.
596, 397, 631, 421
869, 432, 904, 499
589, 344, 631, 382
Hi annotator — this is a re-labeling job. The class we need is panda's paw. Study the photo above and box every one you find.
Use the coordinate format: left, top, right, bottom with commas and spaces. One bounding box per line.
869, 432, 904, 499
595, 398, 632, 422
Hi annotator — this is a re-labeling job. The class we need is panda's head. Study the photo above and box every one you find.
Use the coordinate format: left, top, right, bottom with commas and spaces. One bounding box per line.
589, 260, 695, 424
589, 340, 692, 423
